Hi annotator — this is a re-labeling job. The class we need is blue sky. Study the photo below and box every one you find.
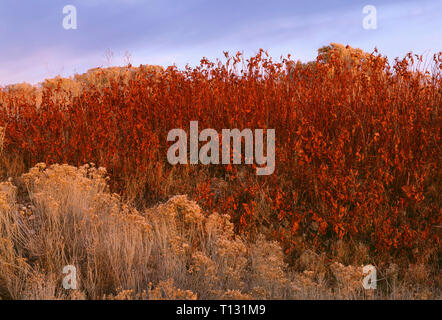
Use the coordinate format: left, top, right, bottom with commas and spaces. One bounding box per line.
1, 0, 441, 85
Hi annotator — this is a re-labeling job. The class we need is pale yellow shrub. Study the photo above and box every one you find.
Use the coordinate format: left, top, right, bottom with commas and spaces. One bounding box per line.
330, 262, 364, 299
148, 279, 197, 300
0, 163, 439, 300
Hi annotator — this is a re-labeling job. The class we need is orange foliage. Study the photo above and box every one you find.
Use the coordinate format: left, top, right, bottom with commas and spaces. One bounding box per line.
0, 45, 440, 257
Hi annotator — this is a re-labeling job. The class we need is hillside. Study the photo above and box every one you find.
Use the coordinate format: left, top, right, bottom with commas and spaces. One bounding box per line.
0, 44, 440, 299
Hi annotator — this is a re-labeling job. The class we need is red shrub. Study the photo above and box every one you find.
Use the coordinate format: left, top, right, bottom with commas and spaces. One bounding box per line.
0, 47, 440, 257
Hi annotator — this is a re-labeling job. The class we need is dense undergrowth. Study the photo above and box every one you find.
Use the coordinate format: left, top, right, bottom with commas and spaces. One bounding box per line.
0, 163, 438, 299
0, 43, 440, 299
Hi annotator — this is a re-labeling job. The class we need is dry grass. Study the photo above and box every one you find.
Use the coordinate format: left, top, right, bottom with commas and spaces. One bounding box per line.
0, 45, 440, 300
0, 163, 439, 300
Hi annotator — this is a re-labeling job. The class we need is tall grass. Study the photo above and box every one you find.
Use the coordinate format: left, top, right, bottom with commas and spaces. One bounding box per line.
0, 163, 438, 299
0, 43, 440, 299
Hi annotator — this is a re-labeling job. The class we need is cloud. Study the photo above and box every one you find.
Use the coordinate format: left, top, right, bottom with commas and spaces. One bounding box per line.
0, 0, 440, 85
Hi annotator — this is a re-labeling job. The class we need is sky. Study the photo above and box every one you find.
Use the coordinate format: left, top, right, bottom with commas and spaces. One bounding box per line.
0, 0, 441, 85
